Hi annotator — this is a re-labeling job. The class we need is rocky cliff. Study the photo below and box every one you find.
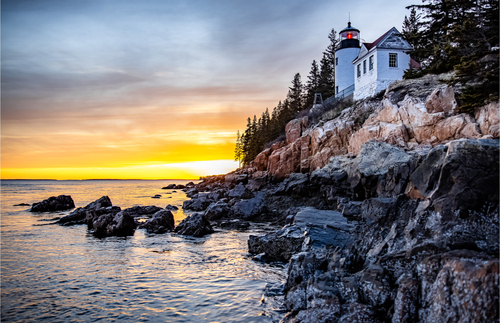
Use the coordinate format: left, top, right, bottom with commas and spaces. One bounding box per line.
183, 74, 499, 322
249, 75, 498, 180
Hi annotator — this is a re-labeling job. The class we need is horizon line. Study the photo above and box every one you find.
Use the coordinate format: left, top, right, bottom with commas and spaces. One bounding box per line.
0, 178, 201, 181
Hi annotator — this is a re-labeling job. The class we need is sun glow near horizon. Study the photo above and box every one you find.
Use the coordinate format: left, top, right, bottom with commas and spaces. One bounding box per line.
1, 159, 240, 180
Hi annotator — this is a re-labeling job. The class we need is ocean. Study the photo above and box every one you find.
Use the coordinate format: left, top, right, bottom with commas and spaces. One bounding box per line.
1, 180, 286, 322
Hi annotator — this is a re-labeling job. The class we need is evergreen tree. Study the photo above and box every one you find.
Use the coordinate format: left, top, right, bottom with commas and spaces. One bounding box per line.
287, 73, 304, 114
402, 7, 423, 60
406, 0, 499, 110
318, 52, 335, 99
304, 60, 321, 109
234, 130, 243, 168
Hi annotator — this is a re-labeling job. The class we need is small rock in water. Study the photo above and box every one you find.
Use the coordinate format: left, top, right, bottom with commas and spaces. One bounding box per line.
174, 213, 214, 237
30, 195, 75, 212
165, 205, 178, 211
13, 203, 31, 206
152, 194, 161, 199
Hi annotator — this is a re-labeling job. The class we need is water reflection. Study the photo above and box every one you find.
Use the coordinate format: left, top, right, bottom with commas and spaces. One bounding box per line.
1, 180, 286, 322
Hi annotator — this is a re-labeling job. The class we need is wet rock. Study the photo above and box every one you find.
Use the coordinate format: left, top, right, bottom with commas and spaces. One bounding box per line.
13, 203, 30, 206
228, 183, 254, 199
123, 205, 163, 218
30, 195, 75, 212
58, 196, 113, 225
92, 210, 136, 237
204, 201, 230, 221
337, 198, 362, 217
218, 219, 250, 230
285, 284, 307, 312
152, 194, 161, 199
139, 209, 175, 234
286, 252, 318, 291
230, 191, 267, 220
294, 207, 354, 254
174, 213, 214, 237
271, 173, 310, 196
248, 225, 304, 261
182, 193, 213, 211
185, 188, 199, 198
162, 184, 176, 189
165, 204, 178, 211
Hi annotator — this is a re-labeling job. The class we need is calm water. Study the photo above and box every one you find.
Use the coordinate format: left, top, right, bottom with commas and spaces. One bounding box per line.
1, 180, 286, 322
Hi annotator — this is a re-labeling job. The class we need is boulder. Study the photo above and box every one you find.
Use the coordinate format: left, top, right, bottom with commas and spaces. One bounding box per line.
392, 274, 418, 323
339, 302, 382, 323
475, 102, 500, 137
122, 205, 163, 217
204, 201, 230, 221
165, 204, 179, 211
417, 250, 499, 323
230, 191, 267, 220
424, 84, 458, 114
183, 193, 213, 211
58, 196, 112, 225
286, 252, 319, 291
410, 139, 499, 216
162, 184, 176, 189
361, 197, 397, 224
174, 213, 214, 237
139, 210, 175, 234
286, 117, 308, 144
92, 210, 136, 237
30, 195, 75, 212
248, 225, 305, 261
218, 219, 250, 230
227, 183, 254, 199
294, 207, 354, 254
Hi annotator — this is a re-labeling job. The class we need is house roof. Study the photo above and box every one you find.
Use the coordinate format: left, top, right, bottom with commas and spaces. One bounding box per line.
363, 29, 392, 50
352, 27, 412, 63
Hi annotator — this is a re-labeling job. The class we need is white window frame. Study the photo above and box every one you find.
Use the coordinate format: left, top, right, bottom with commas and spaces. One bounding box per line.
389, 53, 398, 68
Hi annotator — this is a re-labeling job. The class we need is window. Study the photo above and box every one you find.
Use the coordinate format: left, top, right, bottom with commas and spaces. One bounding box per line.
357, 64, 361, 77
363, 60, 366, 74
336, 86, 339, 94
369, 55, 374, 70
389, 53, 398, 67
336, 57, 338, 66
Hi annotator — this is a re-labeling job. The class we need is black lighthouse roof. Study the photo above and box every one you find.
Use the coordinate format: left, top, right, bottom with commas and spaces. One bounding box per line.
340, 22, 360, 34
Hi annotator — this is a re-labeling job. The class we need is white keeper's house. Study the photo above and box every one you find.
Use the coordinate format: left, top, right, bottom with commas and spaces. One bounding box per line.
334, 22, 420, 101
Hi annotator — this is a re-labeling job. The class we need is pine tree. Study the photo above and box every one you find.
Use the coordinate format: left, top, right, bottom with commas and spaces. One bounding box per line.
234, 130, 243, 168
318, 52, 335, 99
304, 60, 321, 109
407, 0, 499, 111
287, 73, 304, 114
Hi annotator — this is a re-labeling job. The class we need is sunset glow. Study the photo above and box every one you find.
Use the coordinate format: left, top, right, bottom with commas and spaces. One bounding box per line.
1, 0, 415, 180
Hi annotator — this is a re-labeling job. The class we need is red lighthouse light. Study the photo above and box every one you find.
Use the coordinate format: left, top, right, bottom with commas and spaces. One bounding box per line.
347, 33, 353, 39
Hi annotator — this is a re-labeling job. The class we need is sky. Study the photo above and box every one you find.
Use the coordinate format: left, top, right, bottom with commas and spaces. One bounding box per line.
1, 0, 416, 180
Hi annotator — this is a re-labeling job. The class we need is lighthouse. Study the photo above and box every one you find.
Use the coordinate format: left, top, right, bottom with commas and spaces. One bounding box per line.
334, 22, 361, 97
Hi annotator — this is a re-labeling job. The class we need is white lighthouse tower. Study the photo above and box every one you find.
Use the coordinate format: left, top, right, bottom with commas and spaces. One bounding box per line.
334, 22, 361, 97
